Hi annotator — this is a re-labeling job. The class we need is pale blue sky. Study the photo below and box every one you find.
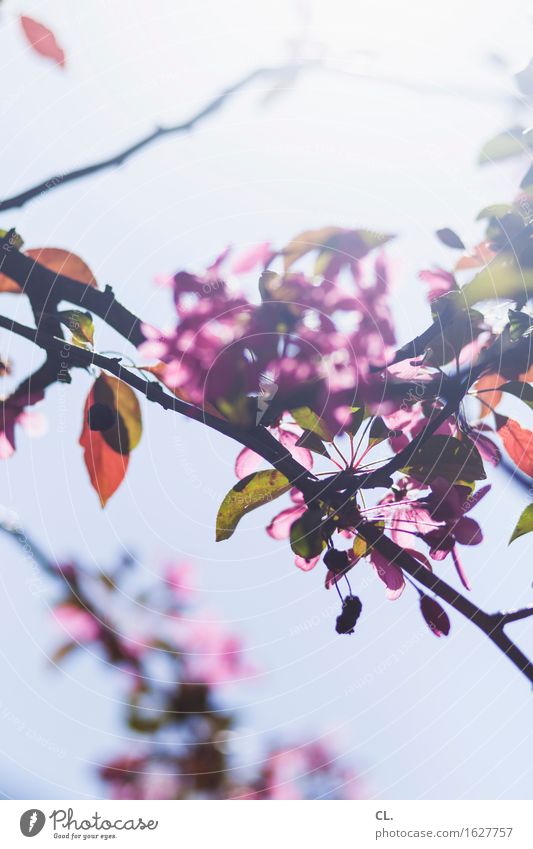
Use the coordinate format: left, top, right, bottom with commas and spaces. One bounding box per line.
0, 0, 531, 799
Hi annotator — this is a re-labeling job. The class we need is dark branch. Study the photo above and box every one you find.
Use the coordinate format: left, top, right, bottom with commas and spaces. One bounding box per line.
0, 241, 145, 347
494, 606, 533, 626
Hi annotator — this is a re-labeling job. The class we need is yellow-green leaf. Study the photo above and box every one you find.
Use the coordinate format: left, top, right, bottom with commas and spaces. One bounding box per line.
353, 535, 368, 559
58, 310, 94, 347
509, 504, 533, 544
291, 407, 332, 441
478, 127, 529, 164
216, 470, 291, 541
462, 255, 533, 306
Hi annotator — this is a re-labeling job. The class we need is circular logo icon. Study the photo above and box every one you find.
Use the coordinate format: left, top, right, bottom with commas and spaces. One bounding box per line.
20, 809, 46, 837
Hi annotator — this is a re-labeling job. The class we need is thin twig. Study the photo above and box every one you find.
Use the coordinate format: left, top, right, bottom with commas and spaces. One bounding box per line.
0, 64, 309, 213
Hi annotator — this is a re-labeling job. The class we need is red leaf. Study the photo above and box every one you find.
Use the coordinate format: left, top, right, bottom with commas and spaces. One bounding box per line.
20, 16, 66, 68
79, 384, 129, 506
495, 415, 533, 477
0, 247, 97, 295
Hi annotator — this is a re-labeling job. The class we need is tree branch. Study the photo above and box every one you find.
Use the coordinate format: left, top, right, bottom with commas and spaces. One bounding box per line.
0, 64, 308, 213
1, 311, 531, 685
0, 240, 146, 347
493, 606, 533, 627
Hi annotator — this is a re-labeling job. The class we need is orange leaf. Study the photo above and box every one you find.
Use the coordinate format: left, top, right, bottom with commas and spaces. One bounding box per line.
519, 364, 533, 382
0, 247, 98, 294
20, 16, 65, 67
473, 372, 506, 418
454, 241, 495, 271
495, 416, 533, 477
79, 387, 129, 506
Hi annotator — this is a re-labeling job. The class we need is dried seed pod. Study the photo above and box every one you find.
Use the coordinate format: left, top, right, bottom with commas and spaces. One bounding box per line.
335, 595, 362, 635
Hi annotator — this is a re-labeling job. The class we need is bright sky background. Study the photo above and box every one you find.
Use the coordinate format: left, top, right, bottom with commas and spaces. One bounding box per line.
0, 0, 532, 800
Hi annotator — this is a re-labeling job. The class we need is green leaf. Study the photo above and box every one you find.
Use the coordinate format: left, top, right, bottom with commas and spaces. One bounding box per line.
509, 504, 533, 544
476, 203, 513, 221
478, 126, 529, 164
216, 470, 291, 541
291, 407, 332, 441
499, 381, 533, 410
289, 509, 326, 559
295, 429, 330, 457
399, 436, 486, 484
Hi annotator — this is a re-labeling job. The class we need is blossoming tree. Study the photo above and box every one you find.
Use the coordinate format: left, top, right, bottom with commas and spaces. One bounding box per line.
1, 10, 532, 738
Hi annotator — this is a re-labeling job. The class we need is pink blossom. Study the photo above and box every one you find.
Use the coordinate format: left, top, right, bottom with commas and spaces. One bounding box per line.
419, 268, 457, 301
231, 242, 272, 274
53, 603, 100, 642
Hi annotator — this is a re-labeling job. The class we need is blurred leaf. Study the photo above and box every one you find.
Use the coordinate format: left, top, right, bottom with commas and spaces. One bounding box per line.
20, 15, 65, 67
455, 241, 495, 271
50, 642, 77, 665
27, 248, 98, 286
400, 436, 486, 484
478, 126, 529, 164
476, 204, 513, 221
289, 509, 326, 559
216, 470, 291, 541
281, 226, 393, 272
0, 246, 98, 295
282, 226, 339, 271
436, 228, 465, 250
495, 415, 533, 477
515, 59, 533, 98
462, 255, 533, 305
509, 504, 533, 544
